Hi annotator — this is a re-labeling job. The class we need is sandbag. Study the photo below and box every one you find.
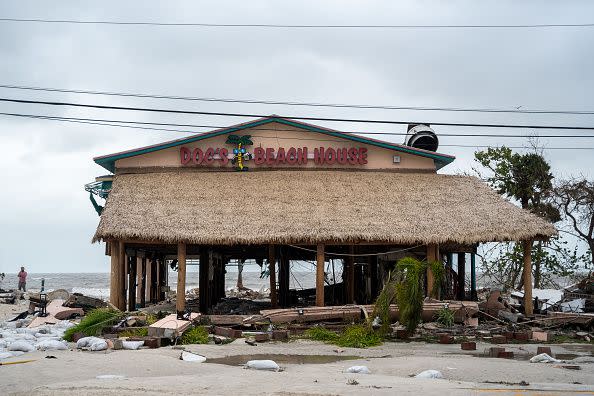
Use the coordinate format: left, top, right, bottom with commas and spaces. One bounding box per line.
180, 351, 206, 362
36, 339, 68, 351
8, 341, 35, 353
122, 341, 144, 350
529, 353, 560, 363
415, 370, 443, 379
346, 365, 371, 374
77, 337, 103, 348
89, 340, 108, 351
245, 359, 280, 371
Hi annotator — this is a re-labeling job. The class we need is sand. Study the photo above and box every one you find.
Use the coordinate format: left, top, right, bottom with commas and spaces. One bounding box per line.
1, 333, 593, 395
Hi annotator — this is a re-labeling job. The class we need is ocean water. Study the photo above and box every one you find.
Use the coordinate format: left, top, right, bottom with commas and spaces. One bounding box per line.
2, 267, 320, 299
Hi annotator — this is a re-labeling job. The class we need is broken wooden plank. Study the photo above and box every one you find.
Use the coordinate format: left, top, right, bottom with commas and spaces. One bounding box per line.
147, 313, 200, 338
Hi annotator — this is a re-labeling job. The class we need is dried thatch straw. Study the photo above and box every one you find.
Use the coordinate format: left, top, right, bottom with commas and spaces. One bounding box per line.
92, 170, 556, 245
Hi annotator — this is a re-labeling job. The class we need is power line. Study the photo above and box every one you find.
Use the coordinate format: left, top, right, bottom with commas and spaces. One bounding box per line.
1, 18, 593, 29
1, 97, 594, 130
2, 111, 594, 150
3, 111, 594, 138
1, 83, 592, 115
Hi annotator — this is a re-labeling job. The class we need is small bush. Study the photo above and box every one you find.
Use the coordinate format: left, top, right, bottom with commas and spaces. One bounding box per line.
120, 328, 149, 338
63, 308, 124, 341
305, 326, 339, 343
180, 326, 209, 345
435, 307, 454, 327
336, 325, 382, 348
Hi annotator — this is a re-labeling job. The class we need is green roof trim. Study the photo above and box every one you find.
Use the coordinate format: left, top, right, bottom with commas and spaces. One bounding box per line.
94, 116, 455, 172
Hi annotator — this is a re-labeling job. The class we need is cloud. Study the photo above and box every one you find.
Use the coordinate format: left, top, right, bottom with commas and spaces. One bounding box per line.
0, 0, 593, 272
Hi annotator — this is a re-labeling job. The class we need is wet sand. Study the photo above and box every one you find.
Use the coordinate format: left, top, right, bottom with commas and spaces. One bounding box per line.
1, 336, 593, 395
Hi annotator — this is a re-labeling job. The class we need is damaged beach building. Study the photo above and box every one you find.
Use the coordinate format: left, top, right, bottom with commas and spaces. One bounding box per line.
87, 116, 556, 317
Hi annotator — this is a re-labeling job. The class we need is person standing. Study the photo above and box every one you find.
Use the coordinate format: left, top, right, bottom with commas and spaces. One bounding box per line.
17, 266, 27, 292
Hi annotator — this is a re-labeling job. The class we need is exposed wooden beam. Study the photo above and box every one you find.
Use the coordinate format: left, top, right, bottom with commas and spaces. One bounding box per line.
117, 240, 126, 311
109, 240, 120, 308
426, 243, 439, 298
268, 245, 278, 308
316, 244, 325, 307
345, 246, 355, 304
176, 243, 187, 316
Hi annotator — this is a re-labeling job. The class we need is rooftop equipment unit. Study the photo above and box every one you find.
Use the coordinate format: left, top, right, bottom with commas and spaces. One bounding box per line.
404, 124, 439, 152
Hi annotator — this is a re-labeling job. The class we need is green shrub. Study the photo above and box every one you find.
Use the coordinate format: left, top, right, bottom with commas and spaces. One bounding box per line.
305, 326, 339, 342
180, 326, 209, 345
435, 306, 454, 327
336, 325, 382, 348
63, 308, 124, 341
120, 327, 149, 338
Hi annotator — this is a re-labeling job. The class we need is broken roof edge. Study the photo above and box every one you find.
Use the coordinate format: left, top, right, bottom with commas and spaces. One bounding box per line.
93, 115, 456, 173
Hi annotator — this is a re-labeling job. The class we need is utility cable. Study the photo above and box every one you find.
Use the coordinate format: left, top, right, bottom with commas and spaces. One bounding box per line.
1, 97, 594, 130
1, 83, 592, 115
1, 18, 593, 29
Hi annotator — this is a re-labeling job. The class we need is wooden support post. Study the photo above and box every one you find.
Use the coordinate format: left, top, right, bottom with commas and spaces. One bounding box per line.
128, 255, 137, 311
457, 253, 466, 300
136, 257, 142, 305
140, 257, 146, 307
109, 241, 120, 308
268, 245, 278, 308
426, 243, 438, 298
176, 243, 187, 317
117, 241, 126, 311
199, 249, 209, 313
278, 249, 290, 307
369, 255, 379, 302
470, 252, 477, 301
145, 257, 152, 303
316, 244, 325, 307
157, 258, 169, 301
346, 245, 355, 304
523, 240, 533, 316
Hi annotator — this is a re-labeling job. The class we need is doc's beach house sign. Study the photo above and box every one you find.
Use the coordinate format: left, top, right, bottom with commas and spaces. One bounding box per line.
180, 134, 369, 171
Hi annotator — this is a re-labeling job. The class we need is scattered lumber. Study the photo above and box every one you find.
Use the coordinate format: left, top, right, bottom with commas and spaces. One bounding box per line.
202, 315, 251, 326
148, 313, 200, 338
28, 299, 84, 328
545, 312, 594, 326
257, 301, 479, 324
63, 294, 112, 311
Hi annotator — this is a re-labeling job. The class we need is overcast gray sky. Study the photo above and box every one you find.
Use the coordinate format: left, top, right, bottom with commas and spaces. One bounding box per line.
0, 1, 593, 274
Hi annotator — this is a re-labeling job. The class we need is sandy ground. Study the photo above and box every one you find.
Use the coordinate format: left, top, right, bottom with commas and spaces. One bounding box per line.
0, 334, 593, 395
2, 302, 594, 395
0, 300, 29, 322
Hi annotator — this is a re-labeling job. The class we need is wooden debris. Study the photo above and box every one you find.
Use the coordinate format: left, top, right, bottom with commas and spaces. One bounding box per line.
257, 301, 479, 324
147, 313, 200, 338
28, 299, 84, 328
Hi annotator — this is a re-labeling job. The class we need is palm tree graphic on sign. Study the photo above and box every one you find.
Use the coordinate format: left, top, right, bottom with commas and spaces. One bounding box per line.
226, 135, 254, 171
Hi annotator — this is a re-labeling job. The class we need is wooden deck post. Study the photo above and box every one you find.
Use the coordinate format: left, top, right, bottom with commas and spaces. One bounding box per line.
117, 241, 126, 311
128, 255, 137, 311
176, 243, 187, 316
316, 244, 325, 307
470, 252, 478, 301
109, 240, 120, 308
278, 249, 290, 307
457, 253, 466, 300
268, 245, 278, 308
199, 249, 209, 313
135, 257, 142, 306
426, 244, 440, 298
523, 240, 534, 316
346, 245, 355, 304
140, 257, 146, 307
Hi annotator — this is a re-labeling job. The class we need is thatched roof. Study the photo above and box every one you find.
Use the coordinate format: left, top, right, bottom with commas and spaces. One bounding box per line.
93, 170, 556, 245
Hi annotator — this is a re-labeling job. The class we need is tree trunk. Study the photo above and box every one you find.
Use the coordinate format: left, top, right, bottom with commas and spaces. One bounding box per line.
533, 241, 542, 289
